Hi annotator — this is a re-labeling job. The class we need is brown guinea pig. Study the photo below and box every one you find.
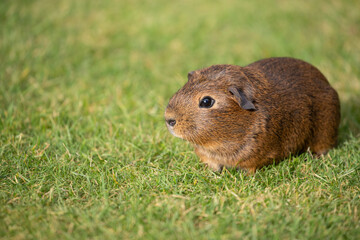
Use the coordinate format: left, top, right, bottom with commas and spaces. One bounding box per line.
164, 57, 340, 173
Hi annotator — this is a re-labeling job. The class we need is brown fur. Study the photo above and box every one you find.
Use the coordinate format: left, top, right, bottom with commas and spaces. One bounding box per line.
164, 57, 340, 173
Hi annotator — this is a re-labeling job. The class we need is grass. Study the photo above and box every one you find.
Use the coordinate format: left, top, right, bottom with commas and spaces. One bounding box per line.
1, 0, 360, 239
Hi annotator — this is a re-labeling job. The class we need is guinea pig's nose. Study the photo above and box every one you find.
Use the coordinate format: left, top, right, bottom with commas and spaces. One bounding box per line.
166, 118, 176, 127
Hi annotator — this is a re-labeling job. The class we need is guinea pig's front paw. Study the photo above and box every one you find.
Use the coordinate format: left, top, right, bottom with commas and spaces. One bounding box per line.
245, 167, 257, 175
204, 161, 224, 172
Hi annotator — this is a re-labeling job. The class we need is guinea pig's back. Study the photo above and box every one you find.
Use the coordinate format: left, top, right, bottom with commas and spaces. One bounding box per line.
246, 57, 330, 90
246, 57, 339, 109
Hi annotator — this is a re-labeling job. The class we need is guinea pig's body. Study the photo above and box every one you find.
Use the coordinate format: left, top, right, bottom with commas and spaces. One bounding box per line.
165, 57, 340, 173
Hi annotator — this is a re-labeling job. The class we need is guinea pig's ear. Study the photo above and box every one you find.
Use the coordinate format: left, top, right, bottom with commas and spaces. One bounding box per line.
228, 86, 256, 111
187, 71, 195, 82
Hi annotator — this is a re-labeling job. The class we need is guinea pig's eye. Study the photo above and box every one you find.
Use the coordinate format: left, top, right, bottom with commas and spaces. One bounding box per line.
199, 96, 215, 108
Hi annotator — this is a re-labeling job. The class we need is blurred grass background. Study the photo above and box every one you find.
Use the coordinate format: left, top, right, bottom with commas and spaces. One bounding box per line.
1, 0, 360, 239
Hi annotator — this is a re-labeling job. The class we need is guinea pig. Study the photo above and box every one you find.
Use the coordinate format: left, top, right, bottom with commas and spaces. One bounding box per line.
164, 57, 340, 173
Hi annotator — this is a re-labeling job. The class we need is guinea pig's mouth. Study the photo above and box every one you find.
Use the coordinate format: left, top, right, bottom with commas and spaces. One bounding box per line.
166, 124, 182, 139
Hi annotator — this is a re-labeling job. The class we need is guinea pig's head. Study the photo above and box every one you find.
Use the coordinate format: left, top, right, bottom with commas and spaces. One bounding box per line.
164, 65, 258, 147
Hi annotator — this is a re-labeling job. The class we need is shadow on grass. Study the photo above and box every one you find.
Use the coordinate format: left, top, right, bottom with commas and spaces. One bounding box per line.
338, 95, 360, 144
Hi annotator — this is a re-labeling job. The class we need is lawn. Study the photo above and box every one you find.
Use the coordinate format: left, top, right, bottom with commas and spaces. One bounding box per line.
1, 0, 360, 239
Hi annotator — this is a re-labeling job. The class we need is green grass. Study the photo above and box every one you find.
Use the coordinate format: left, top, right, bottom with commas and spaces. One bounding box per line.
1, 0, 360, 239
